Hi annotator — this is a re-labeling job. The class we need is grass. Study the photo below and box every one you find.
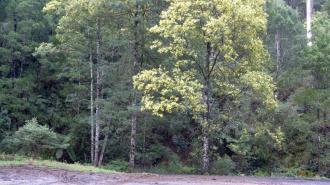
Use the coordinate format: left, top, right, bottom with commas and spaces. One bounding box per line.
0, 154, 116, 174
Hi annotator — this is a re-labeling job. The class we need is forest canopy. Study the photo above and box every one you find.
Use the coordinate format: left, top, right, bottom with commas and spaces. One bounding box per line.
0, 0, 329, 177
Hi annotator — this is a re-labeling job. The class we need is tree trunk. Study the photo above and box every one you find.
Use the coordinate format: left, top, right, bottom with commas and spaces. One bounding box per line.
202, 133, 209, 172
94, 52, 100, 167
10, 17, 16, 88
129, 111, 137, 169
142, 121, 146, 169
94, 19, 101, 166
275, 31, 281, 77
202, 42, 212, 173
90, 48, 95, 164
306, 0, 313, 46
13, 12, 17, 32
98, 133, 109, 166
202, 88, 210, 173
11, 57, 15, 88
129, 2, 141, 170
98, 119, 110, 166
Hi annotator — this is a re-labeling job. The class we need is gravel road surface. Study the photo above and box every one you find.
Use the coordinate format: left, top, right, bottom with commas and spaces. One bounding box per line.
0, 166, 329, 185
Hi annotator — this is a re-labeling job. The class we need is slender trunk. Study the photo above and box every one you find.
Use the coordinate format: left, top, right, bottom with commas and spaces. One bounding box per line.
129, 111, 137, 168
202, 42, 212, 173
202, 134, 209, 172
142, 121, 146, 169
202, 88, 210, 172
98, 120, 110, 166
10, 27, 15, 88
77, 60, 81, 114
306, 0, 313, 46
129, 2, 141, 170
90, 48, 95, 164
13, 12, 17, 32
275, 31, 281, 77
94, 65, 100, 167
11, 58, 15, 88
94, 19, 101, 166
98, 133, 109, 166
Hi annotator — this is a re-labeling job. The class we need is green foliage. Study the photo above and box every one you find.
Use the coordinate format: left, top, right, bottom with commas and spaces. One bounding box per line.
2, 118, 68, 158
143, 144, 178, 166
229, 123, 285, 174
304, 10, 330, 88
0, 0, 329, 177
134, 67, 204, 117
253, 169, 269, 177
266, 0, 305, 73
0, 153, 116, 173
136, 0, 276, 118
135, 2, 276, 173
104, 160, 129, 172
211, 155, 236, 175
270, 166, 318, 178
241, 71, 277, 109
150, 162, 196, 174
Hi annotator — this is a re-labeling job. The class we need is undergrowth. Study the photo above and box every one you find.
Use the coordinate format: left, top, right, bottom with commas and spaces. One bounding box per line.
0, 153, 116, 173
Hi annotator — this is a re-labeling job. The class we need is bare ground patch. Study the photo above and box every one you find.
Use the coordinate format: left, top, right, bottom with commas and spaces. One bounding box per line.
0, 166, 329, 185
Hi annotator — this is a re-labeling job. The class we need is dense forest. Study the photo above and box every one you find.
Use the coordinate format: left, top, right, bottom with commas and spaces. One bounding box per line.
0, 0, 329, 177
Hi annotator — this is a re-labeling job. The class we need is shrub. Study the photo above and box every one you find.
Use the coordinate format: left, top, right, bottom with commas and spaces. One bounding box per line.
211, 155, 236, 175
1, 118, 68, 158
149, 161, 197, 174
142, 144, 178, 166
253, 169, 269, 176
104, 160, 129, 172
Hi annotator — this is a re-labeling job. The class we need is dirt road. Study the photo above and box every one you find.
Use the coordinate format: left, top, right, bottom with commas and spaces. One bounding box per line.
0, 166, 329, 185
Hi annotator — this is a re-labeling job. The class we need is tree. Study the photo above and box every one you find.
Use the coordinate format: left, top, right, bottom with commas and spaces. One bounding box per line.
272, 2, 330, 176
128, 0, 142, 170
44, 0, 127, 166
134, 0, 276, 172
266, 0, 305, 77
126, 0, 166, 170
0, 0, 50, 128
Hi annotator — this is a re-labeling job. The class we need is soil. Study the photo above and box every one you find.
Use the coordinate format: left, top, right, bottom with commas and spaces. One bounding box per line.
0, 166, 329, 185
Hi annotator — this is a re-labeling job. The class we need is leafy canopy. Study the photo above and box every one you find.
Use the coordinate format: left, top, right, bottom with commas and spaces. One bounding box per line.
134, 0, 276, 118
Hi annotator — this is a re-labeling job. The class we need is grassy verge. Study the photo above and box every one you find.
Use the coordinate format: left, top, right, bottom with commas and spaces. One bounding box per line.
0, 154, 116, 174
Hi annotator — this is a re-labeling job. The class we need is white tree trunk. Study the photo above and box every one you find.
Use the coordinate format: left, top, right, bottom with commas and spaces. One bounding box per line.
129, 112, 137, 168
275, 31, 281, 77
202, 132, 209, 172
201, 42, 212, 173
90, 48, 95, 164
94, 19, 101, 166
306, 0, 313, 46
94, 62, 100, 166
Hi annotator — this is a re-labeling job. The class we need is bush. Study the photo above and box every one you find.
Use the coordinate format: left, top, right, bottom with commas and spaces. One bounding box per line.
149, 161, 197, 174
104, 160, 129, 172
141, 144, 178, 166
253, 169, 269, 176
211, 155, 236, 175
1, 118, 68, 158
270, 167, 316, 177
142, 144, 197, 174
